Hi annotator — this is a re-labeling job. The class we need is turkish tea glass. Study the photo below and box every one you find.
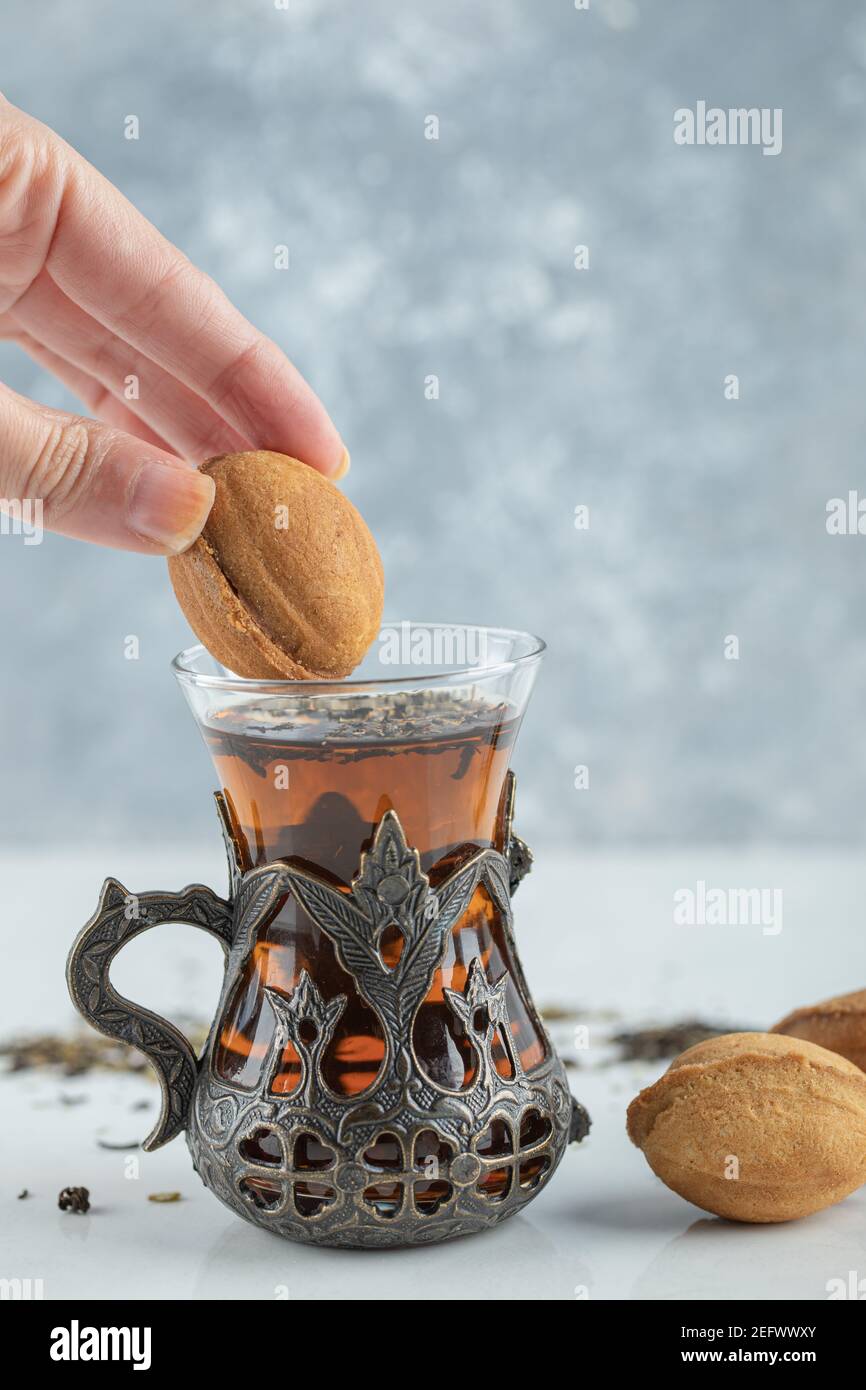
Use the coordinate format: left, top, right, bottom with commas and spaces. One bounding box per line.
68, 623, 586, 1248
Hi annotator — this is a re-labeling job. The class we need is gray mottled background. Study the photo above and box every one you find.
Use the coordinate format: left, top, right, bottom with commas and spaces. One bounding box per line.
1, 0, 865, 851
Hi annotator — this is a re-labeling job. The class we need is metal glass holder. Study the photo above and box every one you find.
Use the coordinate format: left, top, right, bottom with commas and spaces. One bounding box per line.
67, 775, 589, 1249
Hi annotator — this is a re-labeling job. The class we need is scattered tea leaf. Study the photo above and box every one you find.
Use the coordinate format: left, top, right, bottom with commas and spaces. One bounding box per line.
0, 1026, 209, 1078
539, 1003, 578, 1022
58, 1185, 90, 1214
610, 1020, 754, 1063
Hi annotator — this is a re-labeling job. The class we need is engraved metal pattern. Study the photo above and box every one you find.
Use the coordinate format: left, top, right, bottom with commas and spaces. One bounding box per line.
500, 770, 533, 895
66, 879, 234, 1150
67, 775, 589, 1248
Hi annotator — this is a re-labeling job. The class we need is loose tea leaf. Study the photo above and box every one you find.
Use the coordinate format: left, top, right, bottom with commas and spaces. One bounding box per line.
2, 1033, 145, 1076
0, 1026, 209, 1078
539, 1003, 579, 1023
611, 1019, 754, 1063
58, 1185, 90, 1214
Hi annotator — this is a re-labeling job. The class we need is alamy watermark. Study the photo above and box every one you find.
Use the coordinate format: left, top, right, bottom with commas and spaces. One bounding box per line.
0, 1276, 44, 1300
826, 1270, 866, 1300
826, 491, 866, 535
50, 1321, 151, 1370
0, 497, 43, 545
674, 102, 782, 157
378, 622, 488, 668
674, 880, 783, 936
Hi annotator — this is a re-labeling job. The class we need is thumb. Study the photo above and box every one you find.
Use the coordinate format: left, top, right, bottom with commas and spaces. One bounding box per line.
0, 384, 214, 553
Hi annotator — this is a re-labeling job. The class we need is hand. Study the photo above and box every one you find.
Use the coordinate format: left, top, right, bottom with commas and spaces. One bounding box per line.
0, 96, 347, 554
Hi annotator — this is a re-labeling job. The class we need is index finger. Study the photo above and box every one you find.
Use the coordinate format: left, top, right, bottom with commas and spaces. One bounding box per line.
3, 101, 347, 477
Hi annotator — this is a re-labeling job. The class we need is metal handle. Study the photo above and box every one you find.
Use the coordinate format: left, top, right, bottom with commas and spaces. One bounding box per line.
66, 877, 234, 1150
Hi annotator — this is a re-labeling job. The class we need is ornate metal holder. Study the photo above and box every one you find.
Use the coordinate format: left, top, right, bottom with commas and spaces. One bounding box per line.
67, 775, 589, 1249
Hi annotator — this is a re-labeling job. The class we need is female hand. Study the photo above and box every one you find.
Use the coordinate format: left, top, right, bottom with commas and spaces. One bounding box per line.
0, 95, 347, 553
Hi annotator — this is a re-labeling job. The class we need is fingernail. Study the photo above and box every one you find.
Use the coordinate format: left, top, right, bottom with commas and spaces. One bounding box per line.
332, 447, 351, 481
128, 461, 215, 554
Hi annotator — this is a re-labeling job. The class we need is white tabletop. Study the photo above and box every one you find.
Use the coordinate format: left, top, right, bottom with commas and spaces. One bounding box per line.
2, 844, 863, 1301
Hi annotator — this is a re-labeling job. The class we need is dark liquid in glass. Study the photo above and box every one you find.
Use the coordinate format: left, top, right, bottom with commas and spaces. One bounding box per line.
203, 691, 547, 1097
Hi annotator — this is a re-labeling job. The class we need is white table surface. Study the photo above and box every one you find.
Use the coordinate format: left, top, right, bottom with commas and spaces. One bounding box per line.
2, 843, 864, 1301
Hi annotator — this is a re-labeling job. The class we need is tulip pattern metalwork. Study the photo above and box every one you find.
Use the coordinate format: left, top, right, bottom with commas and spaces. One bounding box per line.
67, 775, 589, 1248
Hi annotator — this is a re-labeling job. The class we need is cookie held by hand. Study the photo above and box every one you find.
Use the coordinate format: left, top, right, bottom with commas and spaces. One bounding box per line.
627, 1032, 866, 1223
168, 451, 384, 680
772, 988, 866, 1073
